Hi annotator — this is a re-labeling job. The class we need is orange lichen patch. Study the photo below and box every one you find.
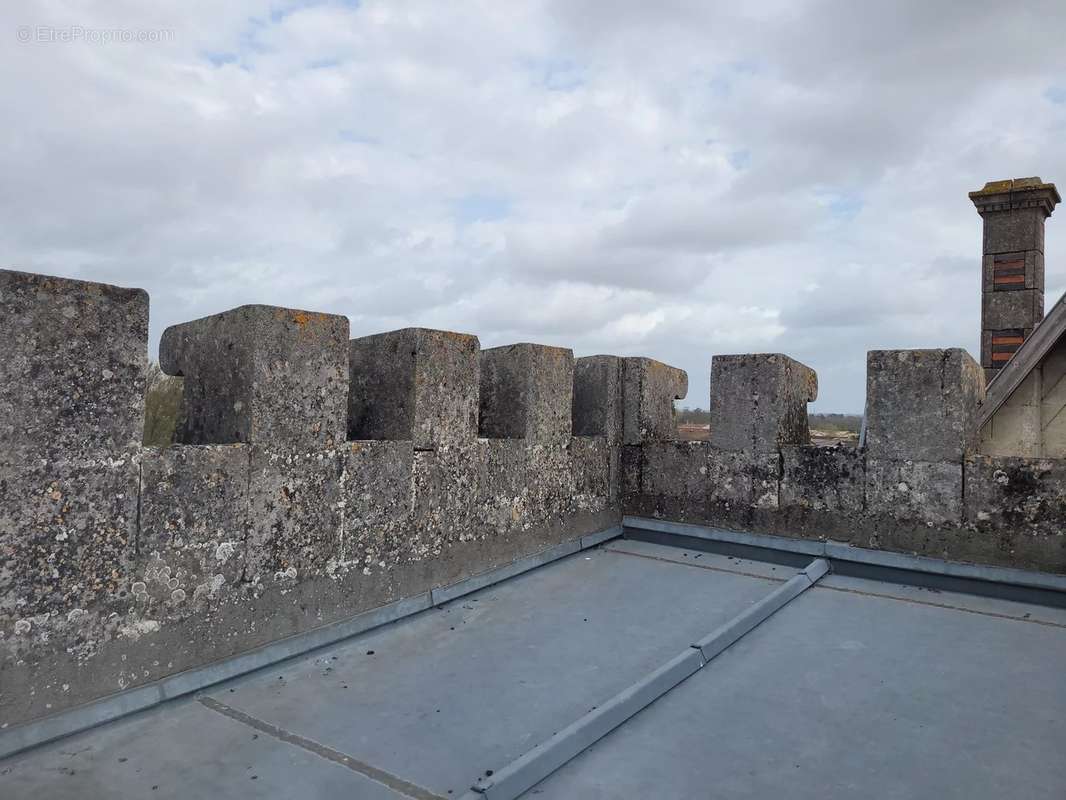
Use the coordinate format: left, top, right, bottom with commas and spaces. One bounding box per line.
276, 308, 337, 335
350, 442, 364, 453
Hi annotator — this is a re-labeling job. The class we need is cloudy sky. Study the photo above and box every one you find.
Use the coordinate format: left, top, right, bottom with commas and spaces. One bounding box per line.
6, 1, 1066, 411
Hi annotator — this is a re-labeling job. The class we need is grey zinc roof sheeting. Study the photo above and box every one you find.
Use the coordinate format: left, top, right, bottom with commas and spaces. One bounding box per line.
532, 568, 1066, 799
3, 535, 1066, 800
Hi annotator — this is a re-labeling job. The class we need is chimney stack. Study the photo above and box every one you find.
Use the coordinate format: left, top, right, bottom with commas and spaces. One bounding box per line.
970, 177, 1059, 381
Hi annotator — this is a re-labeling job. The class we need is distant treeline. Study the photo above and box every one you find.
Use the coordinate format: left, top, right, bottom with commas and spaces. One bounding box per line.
676, 407, 862, 434
676, 407, 712, 425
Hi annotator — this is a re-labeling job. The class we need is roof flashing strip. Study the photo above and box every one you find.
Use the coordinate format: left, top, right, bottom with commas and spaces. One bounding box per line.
464, 558, 829, 800
622, 515, 1066, 599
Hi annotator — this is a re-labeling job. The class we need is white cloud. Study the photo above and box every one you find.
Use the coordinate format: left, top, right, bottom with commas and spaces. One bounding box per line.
4, 0, 1066, 411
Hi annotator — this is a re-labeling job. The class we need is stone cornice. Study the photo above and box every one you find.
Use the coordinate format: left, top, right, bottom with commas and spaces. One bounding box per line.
970, 177, 1060, 216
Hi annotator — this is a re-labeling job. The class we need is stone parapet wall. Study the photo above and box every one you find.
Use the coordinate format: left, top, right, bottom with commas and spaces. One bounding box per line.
1, 269, 686, 730
4, 266, 1066, 733
625, 349, 1065, 575
626, 442, 1064, 572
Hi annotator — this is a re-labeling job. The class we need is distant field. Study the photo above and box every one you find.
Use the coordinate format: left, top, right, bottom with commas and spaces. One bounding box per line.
677, 411, 862, 447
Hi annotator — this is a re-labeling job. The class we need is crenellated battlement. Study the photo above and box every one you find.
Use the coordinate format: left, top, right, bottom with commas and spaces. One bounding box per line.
160, 304, 350, 449
2, 266, 1065, 737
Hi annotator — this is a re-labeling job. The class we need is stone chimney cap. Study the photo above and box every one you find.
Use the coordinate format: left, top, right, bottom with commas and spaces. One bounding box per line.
970, 177, 1060, 215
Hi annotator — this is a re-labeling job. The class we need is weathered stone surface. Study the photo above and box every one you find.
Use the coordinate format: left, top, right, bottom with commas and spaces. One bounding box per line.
138, 445, 249, 610
980, 206, 1048, 254
245, 447, 344, 584
0, 269, 148, 457
707, 447, 780, 510
981, 290, 1042, 332
622, 357, 688, 444
570, 436, 611, 508
472, 439, 609, 540
622, 441, 712, 522
524, 442, 580, 526
964, 456, 1066, 536
341, 440, 414, 574
865, 459, 963, 526
479, 343, 574, 442
621, 444, 642, 501
573, 355, 625, 503
161, 305, 349, 449
864, 349, 985, 462
637, 441, 707, 502
1, 454, 139, 626
348, 327, 479, 449
476, 440, 529, 536
411, 443, 479, 549
572, 355, 623, 439
780, 445, 865, 512
708, 354, 816, 453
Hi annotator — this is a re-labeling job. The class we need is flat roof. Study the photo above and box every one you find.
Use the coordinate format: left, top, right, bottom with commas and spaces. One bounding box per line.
3, 531, 1066, 799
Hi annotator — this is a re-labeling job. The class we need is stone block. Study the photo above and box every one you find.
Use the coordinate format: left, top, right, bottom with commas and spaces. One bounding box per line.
864, 349, 985, 462
622, 357, 688, 444
640, 441, 709, 505
982, 290, 1042, 332
245, 447, 344, 583
1, 453, 139, 623
0, 269, 148, 458
523, 442, 574, 526
620, 444, 642, 500
341, 440, 414, 572
572, 355, 623, 440
780, 445, 865, 512
475, 440, 529, 536
708, 354, 817, 453
866, 459, 962, 526
706, 447, 780, 510
411, 444, 479, 551
138, 445, 250, 609
570, 436, 611, 505
348, 327, 479, 449
471, 439, 576, 534
160, 305, 349, 449
981, 207, 1046, 255
479, 343, 574, 442
964, 455, 1066, 535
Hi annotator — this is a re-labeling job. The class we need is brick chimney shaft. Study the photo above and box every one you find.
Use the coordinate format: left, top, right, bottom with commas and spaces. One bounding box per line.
970, 177, 1059, 381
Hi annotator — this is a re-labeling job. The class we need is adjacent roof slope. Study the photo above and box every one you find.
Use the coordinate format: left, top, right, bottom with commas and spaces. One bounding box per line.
980, 290, 1066, 427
